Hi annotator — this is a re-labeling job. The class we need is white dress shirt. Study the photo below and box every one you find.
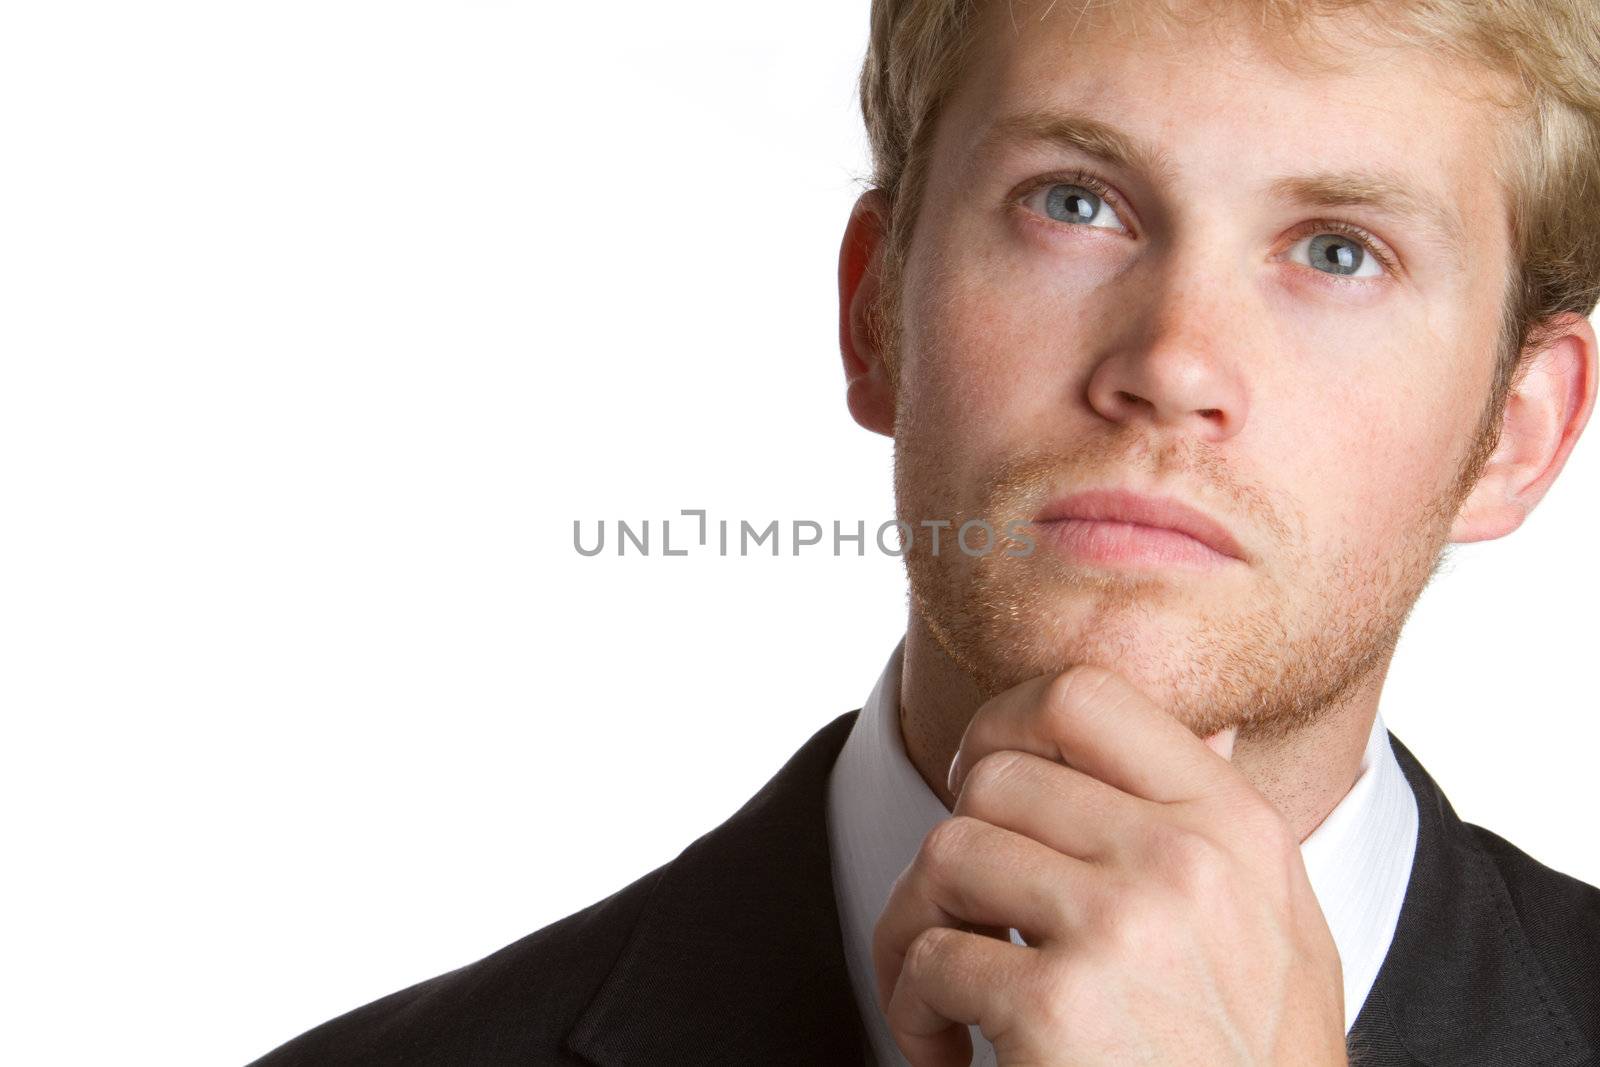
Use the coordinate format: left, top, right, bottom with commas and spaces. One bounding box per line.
826, 636, 1419, 1067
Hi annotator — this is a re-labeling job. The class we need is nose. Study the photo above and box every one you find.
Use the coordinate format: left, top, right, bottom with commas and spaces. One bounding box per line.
1083, 275, 1252, 444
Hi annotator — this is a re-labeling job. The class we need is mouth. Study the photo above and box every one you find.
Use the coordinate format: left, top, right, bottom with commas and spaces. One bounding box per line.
1032, 488, 1247, 568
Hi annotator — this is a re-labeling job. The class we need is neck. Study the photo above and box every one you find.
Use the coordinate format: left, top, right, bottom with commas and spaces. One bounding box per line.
897, 611, 1382, 844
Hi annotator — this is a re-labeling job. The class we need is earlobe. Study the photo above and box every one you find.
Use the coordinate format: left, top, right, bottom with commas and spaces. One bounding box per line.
1449, 312, 1599, 544
838, 189, 896, 438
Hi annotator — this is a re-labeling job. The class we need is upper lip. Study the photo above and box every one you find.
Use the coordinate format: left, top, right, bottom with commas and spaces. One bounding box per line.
1035, 488, 1247, 562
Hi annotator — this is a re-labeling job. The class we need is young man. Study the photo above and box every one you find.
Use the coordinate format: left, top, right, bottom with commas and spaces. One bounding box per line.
249, 1, 1599, 1064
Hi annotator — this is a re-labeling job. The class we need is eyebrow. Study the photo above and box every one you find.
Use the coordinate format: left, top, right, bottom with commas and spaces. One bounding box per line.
970, 108, 1175, 183
971, 107, 1469, 265
1266, 173, 1468, 263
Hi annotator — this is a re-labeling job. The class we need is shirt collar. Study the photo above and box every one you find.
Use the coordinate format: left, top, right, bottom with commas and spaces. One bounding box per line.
827, 635, 1419, 1066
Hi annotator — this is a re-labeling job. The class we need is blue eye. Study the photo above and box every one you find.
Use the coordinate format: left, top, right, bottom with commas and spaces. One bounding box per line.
1024, 183, 1126, 231
1291, 232, 1382, 278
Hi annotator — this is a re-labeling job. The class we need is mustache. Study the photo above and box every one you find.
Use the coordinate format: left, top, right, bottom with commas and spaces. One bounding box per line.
980, 434, 1222, 508
968, 437, 1288, 552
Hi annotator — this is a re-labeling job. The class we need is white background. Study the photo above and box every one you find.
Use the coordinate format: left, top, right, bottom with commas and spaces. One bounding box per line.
2, 3, 1595, 1065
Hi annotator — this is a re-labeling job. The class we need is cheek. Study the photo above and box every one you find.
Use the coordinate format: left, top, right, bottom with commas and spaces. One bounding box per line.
1254, 278, 1488, 549
1271, 360, 1467, 563
899, 242, 1100, 452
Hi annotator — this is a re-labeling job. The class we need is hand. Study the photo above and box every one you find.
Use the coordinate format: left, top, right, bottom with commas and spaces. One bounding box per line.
871, 665, 1347, 1066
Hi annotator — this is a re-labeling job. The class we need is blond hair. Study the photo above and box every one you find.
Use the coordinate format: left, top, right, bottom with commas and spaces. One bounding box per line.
858, 0, 1600, 480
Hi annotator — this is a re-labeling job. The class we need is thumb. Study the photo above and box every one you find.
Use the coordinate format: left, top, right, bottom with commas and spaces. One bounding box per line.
1203, 724, 1238, 762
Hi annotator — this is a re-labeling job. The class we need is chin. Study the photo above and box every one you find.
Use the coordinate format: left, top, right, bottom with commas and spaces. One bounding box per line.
922, 585, 1246, 737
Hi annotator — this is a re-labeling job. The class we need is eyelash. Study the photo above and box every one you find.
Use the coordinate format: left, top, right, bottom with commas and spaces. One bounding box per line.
1015, 168, 1129, 231
1013, 170, 1401, 280
1284, 219, 1399, 278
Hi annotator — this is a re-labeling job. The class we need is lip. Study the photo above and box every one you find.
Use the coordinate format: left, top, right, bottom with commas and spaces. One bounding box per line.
1034, 488, 1247, 563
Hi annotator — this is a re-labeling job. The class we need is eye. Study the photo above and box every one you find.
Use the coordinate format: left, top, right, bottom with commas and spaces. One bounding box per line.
1288, 231, 1384, 278
1022, 182, 1127, 232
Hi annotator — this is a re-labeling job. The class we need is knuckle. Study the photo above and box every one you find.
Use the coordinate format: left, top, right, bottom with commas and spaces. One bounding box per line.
1256, 812, 1306, 898
1221, 796, 1299, 863
1032, 955, 1091, 1034
959, 749, 1027, 812
1043, 664, 1119, 729
1025, 872, 1076, 943
1246, 804, 1298, 854
870, 909, 890, 959
1151, 824, 1231, 898
904, 924, 956, 978
919, 814, 979, 874
1099, 887, 1170, 958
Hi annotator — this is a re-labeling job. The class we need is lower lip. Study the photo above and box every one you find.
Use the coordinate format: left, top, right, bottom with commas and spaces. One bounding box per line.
1034, 518, 1238, 569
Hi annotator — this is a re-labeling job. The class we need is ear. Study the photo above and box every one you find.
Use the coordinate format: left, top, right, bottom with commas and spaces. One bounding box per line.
1450, 311, 1598, 543
838, 189, 896, 437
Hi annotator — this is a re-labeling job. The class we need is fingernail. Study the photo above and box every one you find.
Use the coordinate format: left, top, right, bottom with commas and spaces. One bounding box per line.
946, 751, 963, 795
1205, 725, 1238, 762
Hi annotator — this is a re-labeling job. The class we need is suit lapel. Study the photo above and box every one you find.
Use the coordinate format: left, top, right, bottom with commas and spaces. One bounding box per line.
565, 710, 870, 1067
1346, 732, 1592, 1067
565, 710, 1591, 1067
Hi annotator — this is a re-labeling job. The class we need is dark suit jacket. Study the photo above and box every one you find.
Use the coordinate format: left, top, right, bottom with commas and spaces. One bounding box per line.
247, 710, 1600, 1066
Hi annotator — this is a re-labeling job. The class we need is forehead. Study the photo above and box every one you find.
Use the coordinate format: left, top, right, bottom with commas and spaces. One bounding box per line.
956, 0, 1512, 125
933, 0, 1513, 257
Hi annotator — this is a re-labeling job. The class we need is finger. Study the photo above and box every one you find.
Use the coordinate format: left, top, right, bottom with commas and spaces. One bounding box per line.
872, 815, 1096, 1011
951, 664, 1239, 805
952, 748, 1156, 865
885, 924, 1041, 1067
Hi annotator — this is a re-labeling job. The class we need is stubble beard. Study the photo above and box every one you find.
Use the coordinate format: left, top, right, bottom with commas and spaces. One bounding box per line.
885, 309, 1496, 747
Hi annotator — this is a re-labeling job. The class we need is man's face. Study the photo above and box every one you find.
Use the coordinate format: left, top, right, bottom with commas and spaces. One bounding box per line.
890, 3, 1514, 741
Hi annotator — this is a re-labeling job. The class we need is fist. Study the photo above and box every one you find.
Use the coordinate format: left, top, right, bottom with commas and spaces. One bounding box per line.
871, 665, 1347, 1066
